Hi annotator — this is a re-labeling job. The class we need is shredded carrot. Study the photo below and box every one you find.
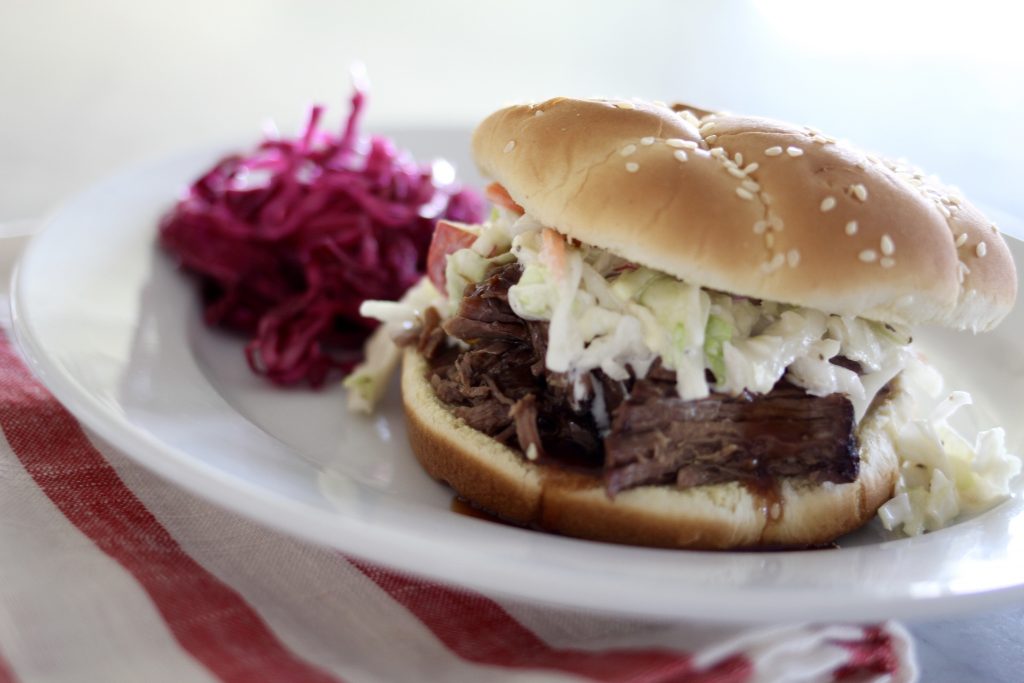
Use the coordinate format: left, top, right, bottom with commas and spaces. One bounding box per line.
484, 182, 525, 215
541, 227, 566, 280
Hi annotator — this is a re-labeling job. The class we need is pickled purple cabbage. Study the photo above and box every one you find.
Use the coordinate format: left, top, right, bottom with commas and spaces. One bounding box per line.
159, 87, 483, 386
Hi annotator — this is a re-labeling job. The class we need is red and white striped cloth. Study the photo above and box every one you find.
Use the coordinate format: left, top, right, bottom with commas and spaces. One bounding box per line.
0, 326, 917, 683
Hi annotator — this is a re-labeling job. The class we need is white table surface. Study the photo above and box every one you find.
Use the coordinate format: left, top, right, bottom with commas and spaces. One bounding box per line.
3, 1, 1023, 679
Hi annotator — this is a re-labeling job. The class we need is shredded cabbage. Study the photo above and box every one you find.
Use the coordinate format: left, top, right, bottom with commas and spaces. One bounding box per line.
345, 278, 442, 413
703, 314, 732, 382
159, 79, 483, 387
449, 215, 913, 404
878, 359, 1021, 535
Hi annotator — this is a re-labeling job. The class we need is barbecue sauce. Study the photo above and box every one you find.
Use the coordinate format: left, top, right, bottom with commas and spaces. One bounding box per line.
745, 478, 785, 525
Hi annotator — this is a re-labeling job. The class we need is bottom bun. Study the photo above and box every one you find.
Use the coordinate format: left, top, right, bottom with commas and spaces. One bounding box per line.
401, 348, 905, 549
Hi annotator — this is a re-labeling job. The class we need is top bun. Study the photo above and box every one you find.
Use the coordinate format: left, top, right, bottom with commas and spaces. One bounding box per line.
472, 97, 1017, 331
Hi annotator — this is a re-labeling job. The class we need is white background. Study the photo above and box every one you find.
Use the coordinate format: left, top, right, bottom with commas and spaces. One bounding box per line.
2, 0, 1023, 222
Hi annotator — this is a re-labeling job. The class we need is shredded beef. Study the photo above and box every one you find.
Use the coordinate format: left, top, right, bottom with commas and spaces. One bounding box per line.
603, 380, 856, 494
509, 394, 543, 458
404, 262, 860, 495
416, 306, 446, 358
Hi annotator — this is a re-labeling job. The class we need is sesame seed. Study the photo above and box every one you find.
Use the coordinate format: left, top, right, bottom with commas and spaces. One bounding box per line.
820, 196, 837, 212
726, 165, 747, 179
640, 136, 655, 146
811, 134, 830, 144
851, 183, 868, 201
734, 152, 744, 166
765, 146, 783, 157
845, 220, 858, 235
881, 234, 895, 255
859, 249, 878, 263
977, 241, 988, 258
710, 147, 726, 158
765, 232, 776, 248
705, 134, 718, 144
736, 187, 755, 200
681, 140, 700, 150
880, 257, 896, 268
625, 162, 639, 173
678, 110, 700, 126
761, 256, 784, 274
620, 144, 637, 157
742, 179, 761, 192
673, 150, 688, 162
786, 146, 804, 157
615, 101, 636, 109
744, 162, 760, 174
753, 220, 768, 234
665, 138, 687, 149
957, 261, 971, 283
503, 140, 516, 153
787, 249, 801, 267
955, 232, 968, 247
700, 120, 717, 132
534, 110, 544, 117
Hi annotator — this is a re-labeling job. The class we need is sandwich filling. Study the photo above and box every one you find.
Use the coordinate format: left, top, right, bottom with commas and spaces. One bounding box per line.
385, 205, 912, 495
406, 261, 865, 494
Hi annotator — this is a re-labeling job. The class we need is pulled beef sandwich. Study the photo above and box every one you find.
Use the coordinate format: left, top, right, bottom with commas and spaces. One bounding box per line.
377, 97, 1017, 549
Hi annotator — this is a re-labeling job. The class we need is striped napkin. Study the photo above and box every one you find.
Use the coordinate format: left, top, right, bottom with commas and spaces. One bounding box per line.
0, 215, 917, 683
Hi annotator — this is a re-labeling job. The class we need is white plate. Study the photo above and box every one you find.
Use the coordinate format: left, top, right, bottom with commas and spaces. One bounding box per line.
11, 137, 1024, 623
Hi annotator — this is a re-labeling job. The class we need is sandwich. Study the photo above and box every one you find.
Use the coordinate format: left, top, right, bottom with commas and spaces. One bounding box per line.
362, 97, 1017, 549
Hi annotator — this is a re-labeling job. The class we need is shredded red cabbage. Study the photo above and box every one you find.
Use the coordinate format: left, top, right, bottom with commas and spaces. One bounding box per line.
159, 87, 484, 386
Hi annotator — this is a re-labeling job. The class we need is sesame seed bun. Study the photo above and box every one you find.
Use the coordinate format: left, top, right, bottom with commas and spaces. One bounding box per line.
402, 348, 906, 549
472, 97, 1017, 332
